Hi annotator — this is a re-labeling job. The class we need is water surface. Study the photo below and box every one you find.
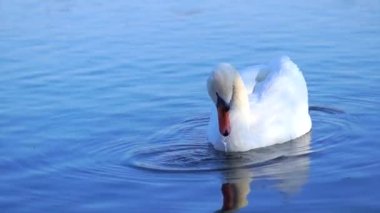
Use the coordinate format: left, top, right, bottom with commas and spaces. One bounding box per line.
1, 0, 380, 212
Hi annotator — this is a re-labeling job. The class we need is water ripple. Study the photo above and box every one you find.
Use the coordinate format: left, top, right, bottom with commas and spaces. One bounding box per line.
51, 105, 357, 184
123, 110, 330, 176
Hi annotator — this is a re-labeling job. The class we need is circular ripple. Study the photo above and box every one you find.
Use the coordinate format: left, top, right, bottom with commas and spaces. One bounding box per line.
124, 114, 314, 173
68, 106, 353, 182
309, 106, 355, 152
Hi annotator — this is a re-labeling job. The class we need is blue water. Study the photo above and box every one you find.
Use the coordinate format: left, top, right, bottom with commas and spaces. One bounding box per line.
1, 0, 380, 212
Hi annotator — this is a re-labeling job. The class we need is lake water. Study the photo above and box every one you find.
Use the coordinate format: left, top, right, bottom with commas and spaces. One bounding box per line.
1, 0, 380, 212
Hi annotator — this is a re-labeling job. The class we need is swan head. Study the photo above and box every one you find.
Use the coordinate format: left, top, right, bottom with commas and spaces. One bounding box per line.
207, 63, 239, 137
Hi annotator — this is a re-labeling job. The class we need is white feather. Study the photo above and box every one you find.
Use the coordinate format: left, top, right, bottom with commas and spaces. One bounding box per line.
207, 56, 312, 152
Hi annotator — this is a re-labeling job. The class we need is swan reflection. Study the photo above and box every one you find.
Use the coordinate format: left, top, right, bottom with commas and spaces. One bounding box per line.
217, 133, 311, 212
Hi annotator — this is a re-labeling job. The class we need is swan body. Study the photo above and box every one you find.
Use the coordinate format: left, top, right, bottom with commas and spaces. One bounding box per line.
207, 56, 312, 152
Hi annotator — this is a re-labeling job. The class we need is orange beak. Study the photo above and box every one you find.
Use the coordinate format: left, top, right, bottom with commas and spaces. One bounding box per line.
217, 104, 231, 137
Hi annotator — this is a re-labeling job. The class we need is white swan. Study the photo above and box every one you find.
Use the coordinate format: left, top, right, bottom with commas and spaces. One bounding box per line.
207, 56, 312, 152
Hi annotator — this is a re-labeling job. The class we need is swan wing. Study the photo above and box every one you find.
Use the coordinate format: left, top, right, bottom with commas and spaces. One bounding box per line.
251, 56, 307, 100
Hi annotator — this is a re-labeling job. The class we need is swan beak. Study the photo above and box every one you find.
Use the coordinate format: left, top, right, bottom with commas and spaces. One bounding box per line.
217, 104, 231, 137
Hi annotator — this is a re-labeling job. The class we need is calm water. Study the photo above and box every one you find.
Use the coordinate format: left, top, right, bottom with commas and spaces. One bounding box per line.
1, 0, 380, 212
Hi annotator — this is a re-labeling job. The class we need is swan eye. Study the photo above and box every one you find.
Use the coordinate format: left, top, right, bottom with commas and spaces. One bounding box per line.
216, 93, 230, 111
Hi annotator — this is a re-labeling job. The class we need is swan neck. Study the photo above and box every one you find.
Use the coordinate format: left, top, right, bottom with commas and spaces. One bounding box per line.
231, 75, 249, 111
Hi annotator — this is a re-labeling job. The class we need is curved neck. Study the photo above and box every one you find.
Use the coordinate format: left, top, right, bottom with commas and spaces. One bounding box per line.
231, 75, 249, 112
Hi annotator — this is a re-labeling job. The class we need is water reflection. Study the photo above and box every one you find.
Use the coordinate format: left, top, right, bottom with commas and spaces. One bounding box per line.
218, 133, 311, 212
